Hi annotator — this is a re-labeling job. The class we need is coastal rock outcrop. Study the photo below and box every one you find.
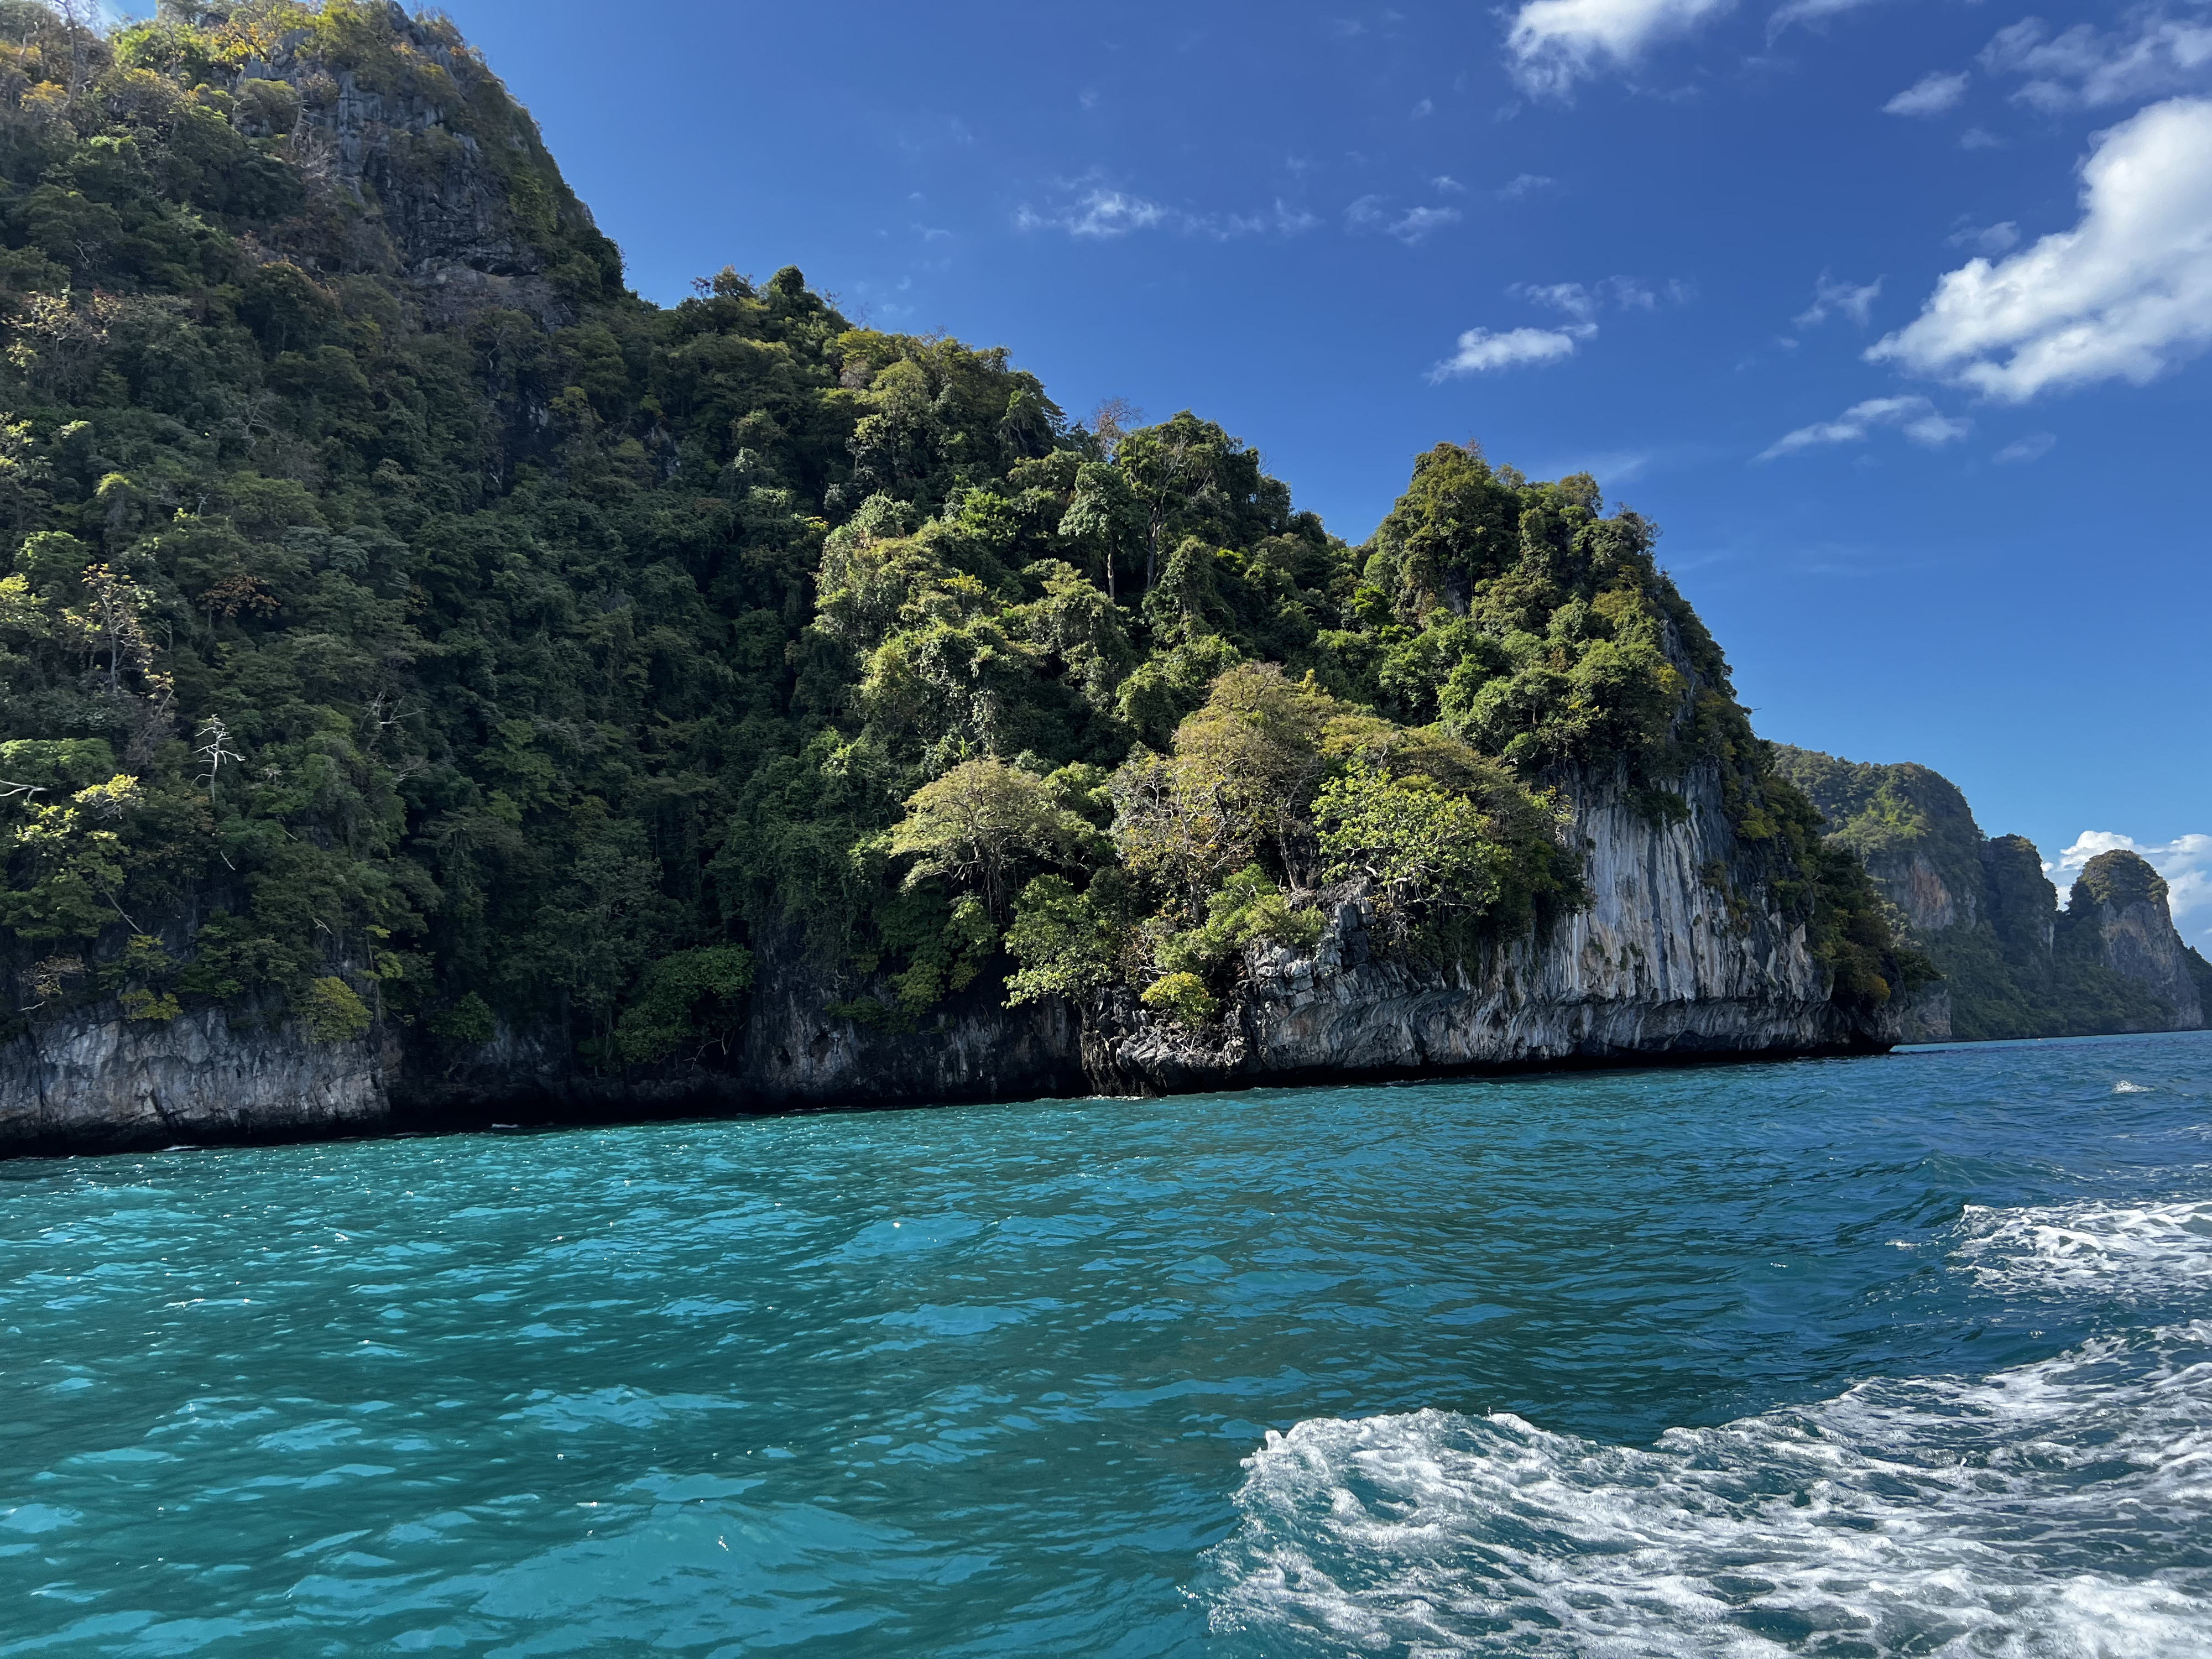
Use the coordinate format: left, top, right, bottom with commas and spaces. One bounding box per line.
2, 758, 1895, 1153
0, 1001, 390, 1155
1775, 749, 2210, 1041
1077, 763, 1885, 1095
0, 4, 1907, 1158
2066, 850, 2204, 1030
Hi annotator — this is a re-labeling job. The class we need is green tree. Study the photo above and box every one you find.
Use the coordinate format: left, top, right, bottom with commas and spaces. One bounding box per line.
888, 757, 1099, 921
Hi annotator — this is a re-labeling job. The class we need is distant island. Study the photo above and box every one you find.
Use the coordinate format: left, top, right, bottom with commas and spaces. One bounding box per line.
1774, 749, 2210, 1044
0, 2, 2180, 1156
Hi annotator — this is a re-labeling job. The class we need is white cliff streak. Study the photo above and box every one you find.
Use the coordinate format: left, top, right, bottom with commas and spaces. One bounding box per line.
1093, 763, 1888, 1093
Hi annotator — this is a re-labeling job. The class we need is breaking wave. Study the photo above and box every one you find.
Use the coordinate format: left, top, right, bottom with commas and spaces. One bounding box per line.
1956, 1199, 2212, 1298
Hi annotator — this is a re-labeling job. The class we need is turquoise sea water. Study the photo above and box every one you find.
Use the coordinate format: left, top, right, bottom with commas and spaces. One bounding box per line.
4, 1034, 2210, 1657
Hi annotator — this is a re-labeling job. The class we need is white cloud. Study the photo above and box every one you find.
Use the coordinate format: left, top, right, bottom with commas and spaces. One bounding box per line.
1018, 189, 1166, 238
1430, 325, 1591, 378
1433, 175, 1467, 193
1390, 205, 1462, 242
1885, 70, 1970, 116
1992, 430, 2057, 463
1757, 394, 1971, 458
1960, 125, 2005, 149
1796, 270, 1884, 326
1020, 185, 1317, 242
1411, 97, 1434, 118
1950, 220, 2020, 255
1982, 12, 2212, 112
1870, 97, 2212, 400
1514, 274, 1670, 319
1517, 281, 1601, 321
2048, 831, 2212, 941
1506, 0, 1735, 95
1771, 0, 1883, 25
1498, 172, 1558, 199
1348, 196, 1463, 243
1213, 201, 1323, 237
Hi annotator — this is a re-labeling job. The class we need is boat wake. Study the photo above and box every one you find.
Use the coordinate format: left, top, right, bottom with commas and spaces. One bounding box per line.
1957, 1198, 2212, 1298
1203, 1197, 2212, 1657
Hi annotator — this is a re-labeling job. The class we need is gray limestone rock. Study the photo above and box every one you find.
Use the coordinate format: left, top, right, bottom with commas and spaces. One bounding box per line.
0, 1001, 389, 1155
2, 763, 1897, 1157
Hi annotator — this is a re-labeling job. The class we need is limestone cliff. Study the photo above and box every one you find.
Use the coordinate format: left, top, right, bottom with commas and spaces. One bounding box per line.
0, 999, 390, 1155
2064, 851, 2204, 1030
233, 1, 620, 322
0, 759, 1896, 1154
1077, 762, 1890, 1094
1774, 749, 2205, 1041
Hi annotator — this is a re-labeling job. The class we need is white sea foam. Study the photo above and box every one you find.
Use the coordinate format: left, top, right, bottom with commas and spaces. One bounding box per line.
2114, 1081, 2152, 1094
1957, 1199, 2212, 1297
1205, 1324, 2212, 1656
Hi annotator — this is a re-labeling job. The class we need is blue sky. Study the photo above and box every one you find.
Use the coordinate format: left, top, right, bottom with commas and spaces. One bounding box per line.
424, 1, 2208, 937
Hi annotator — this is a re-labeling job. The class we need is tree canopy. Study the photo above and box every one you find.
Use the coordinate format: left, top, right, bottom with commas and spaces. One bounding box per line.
0, 0, 1915, 1066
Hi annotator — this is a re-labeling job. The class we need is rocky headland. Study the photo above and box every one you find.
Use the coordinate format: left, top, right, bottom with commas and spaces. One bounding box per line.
1775, 748, 2211, 1043
0, 3, 1934, 1155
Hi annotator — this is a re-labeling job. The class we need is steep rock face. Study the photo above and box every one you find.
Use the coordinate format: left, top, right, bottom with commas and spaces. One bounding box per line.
1982, 836, 2058, 957
2065, 851, 2204, 1031
1872, 851, 1969, 934
1082, 763, 1890, 1092
0, 763, 1892, 1154
0, 1001, 390, 1154
1776, 750, 2205, 1041
737, 930, 1086, 1108
236, 2, 615, 321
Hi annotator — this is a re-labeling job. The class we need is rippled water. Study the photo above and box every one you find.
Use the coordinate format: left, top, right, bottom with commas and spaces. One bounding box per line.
4, 1034, 2210, 1657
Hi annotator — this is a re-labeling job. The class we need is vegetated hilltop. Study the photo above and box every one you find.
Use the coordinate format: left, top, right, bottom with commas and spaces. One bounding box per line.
0, 0, 1915, 1130
1773, 748, 2210, 1040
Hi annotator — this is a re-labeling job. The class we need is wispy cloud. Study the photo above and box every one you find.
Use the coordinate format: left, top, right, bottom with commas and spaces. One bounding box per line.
1770, 0, 1883, 28
1519, 281, 1601, 322
1430, 325, 1592, 378
1498, 173, 1557, 200
1017, 189, 1166, 238
1505, 0, 1736, 96
1217, 201, 1323, 237
1758, 395, 1971, 459
1949, 220, 2020, 255
1433, 175, 1467, 194
1982, 11, 2212, 112
1512, 274, 1675, 321
1019, 181, 1319, 241
1346, 195, 1463, 243
1391, 205, 1462, 242
1796, 270, 1884, 327
1885, 70, 1969, 116
1992, 431, 2056, 465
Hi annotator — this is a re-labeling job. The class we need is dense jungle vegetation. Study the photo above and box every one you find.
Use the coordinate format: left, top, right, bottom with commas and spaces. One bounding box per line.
0, 0, 1912, 1068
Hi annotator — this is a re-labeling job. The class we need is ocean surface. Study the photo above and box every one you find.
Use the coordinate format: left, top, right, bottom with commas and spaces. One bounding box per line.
4, 1033, 2210, 1657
